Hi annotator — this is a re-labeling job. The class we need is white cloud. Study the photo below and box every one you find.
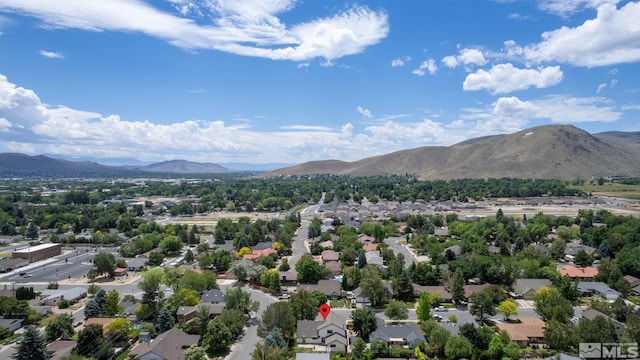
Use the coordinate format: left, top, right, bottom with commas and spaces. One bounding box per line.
0, 74, 624, 164
596, 83, 607, 94
463, 63, 563, 94
622, 104, 640, 110
39, 50, 64, 59
442, 48, 487, 68
357, 106, 372, 118
412, 59, 438, 76
525, 2, 640, 67
391, 56, 411, 67
537, 0, 619, 16
0, 0, 389, 62
0, 117, 10, 131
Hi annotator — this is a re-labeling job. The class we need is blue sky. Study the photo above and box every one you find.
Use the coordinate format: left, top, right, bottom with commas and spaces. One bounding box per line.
0, 0, 639, 165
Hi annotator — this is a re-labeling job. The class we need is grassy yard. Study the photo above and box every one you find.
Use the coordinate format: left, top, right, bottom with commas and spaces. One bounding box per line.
330, 299, 350, 308
570, 183, 640, 199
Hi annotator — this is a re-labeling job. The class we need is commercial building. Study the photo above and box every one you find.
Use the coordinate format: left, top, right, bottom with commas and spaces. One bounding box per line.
12, 243, 62, 263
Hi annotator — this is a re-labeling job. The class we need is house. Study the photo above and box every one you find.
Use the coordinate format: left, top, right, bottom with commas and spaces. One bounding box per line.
243, 248, 277, 261
364, 251, 384, 267
47, 340, 76, 360
114, 267, 128, 277
464, 283, 494, 300
325, 261, 342, 277
298, 280, 342, 299
357, 234, 375, 245
412, 285, 452, 303
370, 319, 425, 348
0, 258, 29, 273
321, 250, 340, 263
581, 308, 625, 338
512, 279, 552, 301
40, 287, 87, 305
129, 328, 200, 360
564, 241, 597, 259
557, 264, 598, 281
297, 318, 348, 353
0, 318, 23, 332
362, 243, 378, 252
177, 303, 225, 333
577, 282, 621, 300
443, 245, 461, 258
280, 270, 298, 285
623, 275, 640, 289
126, 258, 148, 272
494, 318, 546, 348
200, 289, 226, 304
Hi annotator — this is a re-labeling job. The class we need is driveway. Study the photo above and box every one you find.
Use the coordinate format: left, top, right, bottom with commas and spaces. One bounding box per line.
383, 237, 429, 267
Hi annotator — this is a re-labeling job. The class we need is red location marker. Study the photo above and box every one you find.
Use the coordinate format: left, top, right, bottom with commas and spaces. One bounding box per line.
319, 303, 331, 320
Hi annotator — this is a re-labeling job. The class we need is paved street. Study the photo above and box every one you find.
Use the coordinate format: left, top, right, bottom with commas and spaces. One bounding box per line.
288, 220, 310, 271
227, 285, 277, 360
384, 237, 421, 268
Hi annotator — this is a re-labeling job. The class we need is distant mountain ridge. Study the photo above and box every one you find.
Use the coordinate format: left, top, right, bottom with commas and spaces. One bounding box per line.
260, 125, 640, 180
2, 125, 639, 179
137, 159, 229, 174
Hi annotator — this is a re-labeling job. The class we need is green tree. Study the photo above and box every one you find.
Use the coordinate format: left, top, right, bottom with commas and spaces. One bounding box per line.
148, 251, 164, 266
74, 324, 109, 359
544, 319, 575, 351
260, 269, 281, 291
83, 298, 100, 319
166, 288, 200, 314
289, 289, 318, 320
445, 335, 473, 360
533, 287, 574, 323
577, 315, 618, 343
384, 300, 408, 321
225, 287, 259, 315
14, 327, 47, 360
103, 289, 122, 317
87, 284, 101, 295
218, 309, 246, 339
159, 235, 182, 254
359, 265, 386, 307
257, 302, 296, 340
185, 248, 195, 263
469, 290, 497, 323
264, 327, 287, 348
139, 267, 163, 320
184, 344, 208, 360
295, 254, 330, 284
45, 313, 74, 342
416, 291, 432, 322
203, 317, 232, 355
451, 269, 466, 304
251, 342, 290, 360
105, 318, 133, 343
496, 299, 518, 321
155, 307, 174, 333
278, 258, 290, 271
92, 252, 116, 278
574, 249, 593, 267
351, 307, 377, 342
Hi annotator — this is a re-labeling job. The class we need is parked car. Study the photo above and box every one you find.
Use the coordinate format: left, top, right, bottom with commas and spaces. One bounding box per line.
73, 321, 83, 327
435, 306, 448, 312
278, 293, 290, 300
432, 314, 443, 321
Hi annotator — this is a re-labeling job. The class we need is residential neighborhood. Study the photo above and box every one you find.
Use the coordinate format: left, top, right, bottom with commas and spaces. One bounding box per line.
0, 177, 639, 360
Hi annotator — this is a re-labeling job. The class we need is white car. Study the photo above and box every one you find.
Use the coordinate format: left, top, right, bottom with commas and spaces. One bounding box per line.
278, 293, 290, 300
435, 306, 448, 312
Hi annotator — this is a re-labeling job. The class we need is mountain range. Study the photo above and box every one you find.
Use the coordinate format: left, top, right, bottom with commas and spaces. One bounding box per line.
261, 125, 640, 180
1, 125, 639, 180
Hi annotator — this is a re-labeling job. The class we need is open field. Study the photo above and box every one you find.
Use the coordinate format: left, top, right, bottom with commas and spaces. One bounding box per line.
569, 184, 640, 200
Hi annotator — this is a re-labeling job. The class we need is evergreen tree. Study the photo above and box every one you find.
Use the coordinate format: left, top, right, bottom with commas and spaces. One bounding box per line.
451, 269, 466, 304
155, 307, 174, 333
84, 298, 100, 319
14, 327, 47, 360
185, 249, 195, 263
264, 327, 287, 348
357, 251, 367, 269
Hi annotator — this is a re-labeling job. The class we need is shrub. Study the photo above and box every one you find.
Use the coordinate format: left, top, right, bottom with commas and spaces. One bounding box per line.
58, 299, 70, 309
